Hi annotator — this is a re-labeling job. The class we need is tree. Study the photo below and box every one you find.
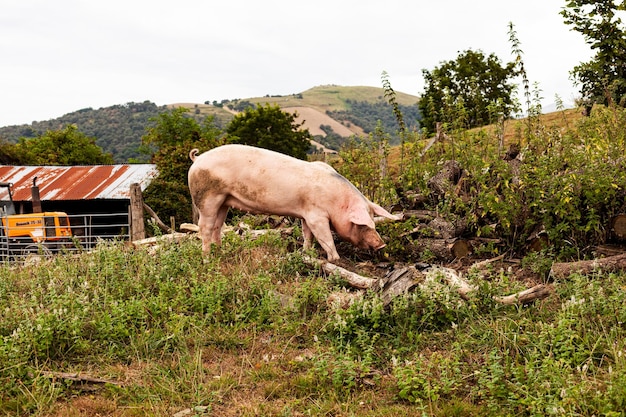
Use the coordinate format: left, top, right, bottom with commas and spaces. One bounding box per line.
0, 139, 28, 164
226, 104, 312, 160
141, 107, 223, 225
561, 0, 626, 109
13, 125, 114, 165
418, 49, 518, 134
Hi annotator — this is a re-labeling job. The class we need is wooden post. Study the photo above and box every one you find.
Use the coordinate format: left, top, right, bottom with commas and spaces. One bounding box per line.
129, 183, 145, 241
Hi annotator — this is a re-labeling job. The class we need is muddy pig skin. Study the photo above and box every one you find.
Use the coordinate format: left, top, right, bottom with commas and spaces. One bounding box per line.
188, 144, 400, 261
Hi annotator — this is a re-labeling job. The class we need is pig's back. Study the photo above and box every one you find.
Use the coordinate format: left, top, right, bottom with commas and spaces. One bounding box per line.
193, 144, 315, 182
189, 144, 346, 215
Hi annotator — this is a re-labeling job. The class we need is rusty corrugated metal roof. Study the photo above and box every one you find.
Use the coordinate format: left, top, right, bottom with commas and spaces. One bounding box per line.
0, 165, 158, 201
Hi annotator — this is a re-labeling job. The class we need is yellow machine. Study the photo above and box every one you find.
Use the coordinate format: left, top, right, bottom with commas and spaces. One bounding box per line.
0, 181, 73, 257
1, 212, 72, 242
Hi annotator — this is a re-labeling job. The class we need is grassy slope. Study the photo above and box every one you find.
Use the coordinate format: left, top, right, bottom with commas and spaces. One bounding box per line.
2, 231, 625, 416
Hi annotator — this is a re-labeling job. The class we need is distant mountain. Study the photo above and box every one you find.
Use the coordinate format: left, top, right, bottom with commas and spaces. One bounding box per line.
0, 86, 421, 163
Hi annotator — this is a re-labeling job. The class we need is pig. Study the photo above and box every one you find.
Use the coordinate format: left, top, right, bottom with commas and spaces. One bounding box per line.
188, 144, 400, 261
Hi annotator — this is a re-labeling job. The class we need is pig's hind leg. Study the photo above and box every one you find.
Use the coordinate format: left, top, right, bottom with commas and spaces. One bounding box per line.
197, 197, 228, 252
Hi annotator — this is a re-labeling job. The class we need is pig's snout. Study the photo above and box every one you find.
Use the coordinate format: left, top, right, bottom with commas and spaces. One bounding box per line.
358, 227, 386, 251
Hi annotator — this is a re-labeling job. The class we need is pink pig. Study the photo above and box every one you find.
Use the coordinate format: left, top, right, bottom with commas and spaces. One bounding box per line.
188, 144, 399, 261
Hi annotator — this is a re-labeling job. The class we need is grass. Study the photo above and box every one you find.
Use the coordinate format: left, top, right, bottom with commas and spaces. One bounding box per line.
1, 227, 626, 416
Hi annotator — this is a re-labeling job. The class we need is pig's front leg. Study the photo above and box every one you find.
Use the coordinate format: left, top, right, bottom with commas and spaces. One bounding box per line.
303, 215, 340, 262
302, 219, 314, 250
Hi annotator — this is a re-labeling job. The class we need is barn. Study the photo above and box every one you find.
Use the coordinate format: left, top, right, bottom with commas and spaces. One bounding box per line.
0, 164, 158, 246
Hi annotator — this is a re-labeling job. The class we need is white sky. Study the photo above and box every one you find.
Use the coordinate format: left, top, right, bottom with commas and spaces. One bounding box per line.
0, 0, 593, 126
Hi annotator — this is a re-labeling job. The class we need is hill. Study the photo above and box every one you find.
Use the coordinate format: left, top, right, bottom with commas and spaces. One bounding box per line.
0, 86, 420, 163
0, 101, 168, 163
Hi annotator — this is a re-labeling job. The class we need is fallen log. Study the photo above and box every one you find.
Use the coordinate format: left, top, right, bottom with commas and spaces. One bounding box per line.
549, 252, 626, 280
594, 244, 626, 257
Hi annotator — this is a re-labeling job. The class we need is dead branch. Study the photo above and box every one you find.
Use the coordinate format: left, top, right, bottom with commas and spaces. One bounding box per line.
143, 202, 173, 234
468, 254, 506, 274
427, 266, 475, 299
493, 285, 553, 305
425, 265, 550, 305
303, 256, 376, 289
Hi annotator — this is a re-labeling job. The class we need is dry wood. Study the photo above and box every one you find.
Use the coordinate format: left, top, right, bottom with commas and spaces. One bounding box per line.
427, 217, 465, 239
307, 256, 551, 307
375, 266, 420, 306
429, 266, 475, 300
39, 371, 122, 392
180, 222, 200, 233
132, 232, 189, 247
549, 252, 626, 280
396, 191, 429, 210
427, 160, 463, 199
374, 214, 403, 223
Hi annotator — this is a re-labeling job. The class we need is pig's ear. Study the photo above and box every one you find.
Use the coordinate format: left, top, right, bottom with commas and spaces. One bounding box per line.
369, 201, 402, 221
349, 207, 374, 226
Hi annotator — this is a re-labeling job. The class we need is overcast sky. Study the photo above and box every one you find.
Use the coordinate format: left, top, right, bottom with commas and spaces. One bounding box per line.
1, 0, 592, 126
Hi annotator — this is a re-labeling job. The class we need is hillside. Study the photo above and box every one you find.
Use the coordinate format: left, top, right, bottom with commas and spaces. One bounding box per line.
0, 86, 420, 163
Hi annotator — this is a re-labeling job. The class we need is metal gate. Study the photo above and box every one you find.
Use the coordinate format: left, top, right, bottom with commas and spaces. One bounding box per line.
0, 212, 131, 263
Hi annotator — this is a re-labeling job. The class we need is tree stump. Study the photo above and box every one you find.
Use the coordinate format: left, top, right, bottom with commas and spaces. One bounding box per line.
610, 214, 626, 241
413, 238, 472, 261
